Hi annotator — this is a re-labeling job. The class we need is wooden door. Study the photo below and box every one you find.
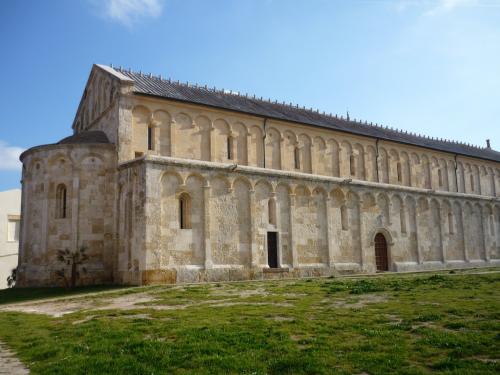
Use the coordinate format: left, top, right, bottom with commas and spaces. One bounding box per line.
374, 233, 389, 272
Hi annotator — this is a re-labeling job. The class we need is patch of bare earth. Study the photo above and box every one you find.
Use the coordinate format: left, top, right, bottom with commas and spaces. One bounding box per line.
326, 293, 389, 309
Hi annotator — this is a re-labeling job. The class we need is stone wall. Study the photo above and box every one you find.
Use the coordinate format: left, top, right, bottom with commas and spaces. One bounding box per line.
116, 156, 500, 285
17, 143, 117, 287
124, 96, 500, 199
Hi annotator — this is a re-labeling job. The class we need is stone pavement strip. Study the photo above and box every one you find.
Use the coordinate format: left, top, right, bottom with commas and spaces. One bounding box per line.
0, 341, 29, 374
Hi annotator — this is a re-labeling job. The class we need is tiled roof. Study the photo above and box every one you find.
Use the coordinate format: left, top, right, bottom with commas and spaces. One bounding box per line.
111, 66, 500, 163
58, 131, 110, 145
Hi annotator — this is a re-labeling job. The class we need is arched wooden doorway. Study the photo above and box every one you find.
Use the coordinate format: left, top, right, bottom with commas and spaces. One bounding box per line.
374, 233, 389, 272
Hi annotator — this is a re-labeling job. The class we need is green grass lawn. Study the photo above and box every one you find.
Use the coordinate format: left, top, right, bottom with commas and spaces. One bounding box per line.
0, 269, 499, 374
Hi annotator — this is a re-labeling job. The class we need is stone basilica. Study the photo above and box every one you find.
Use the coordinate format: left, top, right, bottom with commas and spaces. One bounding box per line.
17, 64, 500, 286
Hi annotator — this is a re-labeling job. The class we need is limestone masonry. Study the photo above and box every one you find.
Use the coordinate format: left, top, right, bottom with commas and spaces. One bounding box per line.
17, 64, 500, 286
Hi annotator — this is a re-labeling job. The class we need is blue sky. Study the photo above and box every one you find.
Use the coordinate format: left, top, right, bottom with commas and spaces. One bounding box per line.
1, 0, 499, 191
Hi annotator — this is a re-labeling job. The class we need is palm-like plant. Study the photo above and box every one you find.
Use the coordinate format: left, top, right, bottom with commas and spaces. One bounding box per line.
55, 246, 88, 289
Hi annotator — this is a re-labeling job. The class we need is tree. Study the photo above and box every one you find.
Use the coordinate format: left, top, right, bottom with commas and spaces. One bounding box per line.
7, 267, 17, 288
55, 246, 88, 289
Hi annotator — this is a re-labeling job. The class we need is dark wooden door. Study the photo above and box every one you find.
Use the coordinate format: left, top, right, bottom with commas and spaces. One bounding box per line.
374, 233, 389, 272
267, 232, 278, 268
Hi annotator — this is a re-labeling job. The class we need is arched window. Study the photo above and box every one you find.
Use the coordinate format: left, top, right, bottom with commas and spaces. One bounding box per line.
350, 154, 356, 176
397, 162, 402, 183
448, 212, 454, 234
147, 126, 154, 151
227, 135, 233, 160
56, 184, 67, 219
179, 193, 192, 229
268, 198, 277, 226
294, 146, 300, 169
341, 205, 348, 230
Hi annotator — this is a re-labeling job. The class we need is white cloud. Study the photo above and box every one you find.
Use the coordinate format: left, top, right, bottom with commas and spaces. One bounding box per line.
0, 140, 24, 171
425, 0, 500, 15
99, 0, 164, 26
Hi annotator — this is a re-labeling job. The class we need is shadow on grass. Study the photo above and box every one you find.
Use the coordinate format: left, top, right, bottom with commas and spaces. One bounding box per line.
0, 285, 129, 305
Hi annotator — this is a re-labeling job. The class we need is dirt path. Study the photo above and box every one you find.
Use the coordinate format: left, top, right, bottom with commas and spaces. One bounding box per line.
0, 341, 29, 374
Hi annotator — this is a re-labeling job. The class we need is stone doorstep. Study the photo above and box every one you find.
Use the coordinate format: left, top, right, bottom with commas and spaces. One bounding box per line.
263, 267, 290, 273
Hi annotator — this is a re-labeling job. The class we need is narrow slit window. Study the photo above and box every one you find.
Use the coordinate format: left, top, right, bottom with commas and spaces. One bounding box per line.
179, 193, 192, 229
438, 169, 443, 187
294, 146, 300, 169
470, 175, 474, 191
56, 184, 67, 219
341, 205, 348, 231
397, 162, 402, 182
227, 136, 233, 160
148, 126, 153, 151
350, 154, 356, 176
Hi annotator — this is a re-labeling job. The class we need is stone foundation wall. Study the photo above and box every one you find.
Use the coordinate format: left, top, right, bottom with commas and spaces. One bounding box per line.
117, 156, 500, 285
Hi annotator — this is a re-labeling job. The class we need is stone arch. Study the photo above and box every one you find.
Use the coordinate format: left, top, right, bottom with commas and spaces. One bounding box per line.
298, 133, 312, 173
429, 198, 443, 261
368, 227, 394, 272
378, 147, 389, 183
313, 136, 328, 175
400, 152, 411, 186
232, 122, 248, 165
391, 194, 406, 234
421, 155, 432, 189
249, 125, 264, 168
438, 159, 449, 190
365, 145, 377, 182
213, 118, 231, 162
457, 161, 465, 193
160, 170, 184, 187
328, 139, 341, 177
376, 193, 390, 227
265, 127, 281, 170
276, 182, 292, 265
487, 167, 496, 196
330, 187, 345, 207
362, 192, 376, 209
132, 105, 151, 156
389, 149, 400, 185
353, 143, 365, 180
283, 130, 298, 171
405, 195, 419, 261
233, 177, 252, 265
194, 115, 211, 161
340, 140, 353, 178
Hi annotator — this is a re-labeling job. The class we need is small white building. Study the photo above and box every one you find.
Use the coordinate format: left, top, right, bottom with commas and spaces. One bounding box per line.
0, 189, 21, 289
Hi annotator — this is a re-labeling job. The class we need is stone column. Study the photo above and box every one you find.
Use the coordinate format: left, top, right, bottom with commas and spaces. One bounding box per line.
41, 175, 49, 259
203, 184, 212, 269
461, 204, 470, 262
325, 197, 335, 267
289, 193, 298, 268
279, 137, 285, 171
210, 126, 216, 162
415, 199, 425, 264
169, 120, 176, 157
249, 189, 258, 268
358, 199, 369, 271
438, 205, 446, 263
71, 170, 80, 252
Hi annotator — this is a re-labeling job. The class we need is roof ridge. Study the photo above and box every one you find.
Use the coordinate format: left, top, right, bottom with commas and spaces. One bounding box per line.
108, 64, 493, 154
